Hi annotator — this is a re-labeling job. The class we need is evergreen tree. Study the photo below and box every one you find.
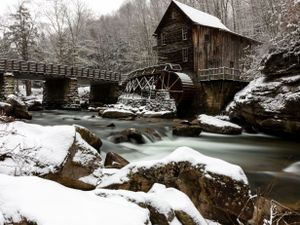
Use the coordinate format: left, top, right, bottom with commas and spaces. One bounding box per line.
6, 0, 39, 96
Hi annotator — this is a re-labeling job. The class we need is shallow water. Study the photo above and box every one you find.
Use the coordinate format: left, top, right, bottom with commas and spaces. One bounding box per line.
29, 110, 300, 208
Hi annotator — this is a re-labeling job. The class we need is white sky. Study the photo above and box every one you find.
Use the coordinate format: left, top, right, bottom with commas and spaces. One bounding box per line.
0, 0, 127, 17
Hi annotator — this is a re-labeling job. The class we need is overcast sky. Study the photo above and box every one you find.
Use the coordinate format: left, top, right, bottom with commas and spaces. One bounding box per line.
0, 0, 127, 17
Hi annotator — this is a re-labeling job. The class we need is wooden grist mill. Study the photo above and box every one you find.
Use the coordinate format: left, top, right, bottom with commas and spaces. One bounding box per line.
122, 0, 260, 115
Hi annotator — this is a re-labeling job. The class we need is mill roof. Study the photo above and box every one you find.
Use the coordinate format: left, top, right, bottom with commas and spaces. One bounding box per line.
154, 0, 259, 43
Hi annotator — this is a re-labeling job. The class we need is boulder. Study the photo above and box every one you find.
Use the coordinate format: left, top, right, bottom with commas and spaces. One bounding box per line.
172, 120, 202, 137
6, 95, 32, 120
197, 114, 242, 135
0, 174, 151, 225
143, 111, 174, 119
107, 128, 145, 144
74, 124, 102, 151
227, 42, 300, 137
26, 99, 43, 111
102, 108, 135, 119
104, 152, 129, 169
0, 102, 13, 115
98, 147, 253, 224
0, 122, 103, 190
96, 183, 208, 225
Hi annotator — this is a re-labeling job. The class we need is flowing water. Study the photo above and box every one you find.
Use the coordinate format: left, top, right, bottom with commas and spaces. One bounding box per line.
29, 110, 300, 209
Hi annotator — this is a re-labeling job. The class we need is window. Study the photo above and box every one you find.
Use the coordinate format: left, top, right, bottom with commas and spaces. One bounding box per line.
230, 61, 234, 68
204, 34, 210, 42
182, 27, 188, 40
161, 33, 166, 45
182, 48, 188, 62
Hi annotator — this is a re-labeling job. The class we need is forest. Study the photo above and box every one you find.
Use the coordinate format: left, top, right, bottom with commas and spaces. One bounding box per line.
0, 0, 299, 75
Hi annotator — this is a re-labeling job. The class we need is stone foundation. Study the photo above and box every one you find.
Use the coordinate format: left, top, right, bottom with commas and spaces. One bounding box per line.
43, 78, 80, 110
89, 83, 121, 107
191, 81, 247, 115
118, 90, 176, 113
0, 73, 15, 100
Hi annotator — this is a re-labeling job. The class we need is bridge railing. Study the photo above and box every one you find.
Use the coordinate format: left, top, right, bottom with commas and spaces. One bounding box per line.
0, 59, 121, 82
197, 67, 251, 82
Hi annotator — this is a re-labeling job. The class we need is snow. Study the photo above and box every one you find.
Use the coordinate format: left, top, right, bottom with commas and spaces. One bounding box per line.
148, 183, 208, 224
173, 0, 230, 32
0, 174, 150, 225
103, 108, 135, 115
0, 102, 11, 107
96, 183, 208, 225
98, 147, 248, 188
0, 121, 75, 175
198, 114, 241, 129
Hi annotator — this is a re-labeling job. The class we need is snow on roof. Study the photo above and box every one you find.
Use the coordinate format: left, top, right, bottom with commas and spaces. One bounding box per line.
172, 0, 231, 32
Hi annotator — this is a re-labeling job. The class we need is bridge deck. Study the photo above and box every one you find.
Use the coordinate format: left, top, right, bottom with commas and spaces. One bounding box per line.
0, 59, 121, 83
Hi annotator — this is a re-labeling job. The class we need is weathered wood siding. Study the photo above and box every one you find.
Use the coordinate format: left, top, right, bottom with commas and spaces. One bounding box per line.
192, 26, 253, 72
155, 4, 194, 71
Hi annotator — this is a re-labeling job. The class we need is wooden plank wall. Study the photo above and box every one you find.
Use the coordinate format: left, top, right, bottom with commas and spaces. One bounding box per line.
192, 26, 253, 73
155, 5, 194, 72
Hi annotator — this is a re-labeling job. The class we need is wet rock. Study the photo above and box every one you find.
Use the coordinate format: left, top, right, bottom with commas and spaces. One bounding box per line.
227, 42, 300, 137
172, 120, 202, 137
104, 152, 129, 169
197, 114, 242, 135
74, 124, 102, 151
106, 123, 116, 128
142, 128, 163, 142
0, 122, 103, 190
107, 128, 145, 144
98, 147, 253, 224
6, 95, 32, 120
102, 108, 135, 119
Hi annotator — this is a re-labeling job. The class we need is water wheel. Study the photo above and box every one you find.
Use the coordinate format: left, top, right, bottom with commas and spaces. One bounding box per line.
155, 71, 194, 105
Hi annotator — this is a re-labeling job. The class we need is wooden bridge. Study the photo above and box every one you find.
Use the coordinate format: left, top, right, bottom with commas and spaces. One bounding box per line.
0, 59, 121, 82
0, 59, 122, 109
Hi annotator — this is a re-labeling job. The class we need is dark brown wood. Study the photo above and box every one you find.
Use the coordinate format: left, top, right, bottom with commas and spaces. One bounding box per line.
153, 1, 258, 82
0, 59, 120, 83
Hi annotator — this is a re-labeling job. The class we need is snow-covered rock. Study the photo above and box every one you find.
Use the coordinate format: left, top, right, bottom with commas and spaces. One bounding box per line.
96, 183, 209, 225
102, 108, 135, 119
0, 122, 102, 190
0, 102, 12, 115
197, 114, 242, 135
227, 42, 300, 136
98, 147, 253, 224
74, 124, 102, 151
0, 174, 150, 225
6, 95, 32, 119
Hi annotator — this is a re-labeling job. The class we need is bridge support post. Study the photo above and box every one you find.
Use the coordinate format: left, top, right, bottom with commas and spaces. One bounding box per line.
43, 78, 80, 110
0, 73, 15, 100
89, 83, 121, 107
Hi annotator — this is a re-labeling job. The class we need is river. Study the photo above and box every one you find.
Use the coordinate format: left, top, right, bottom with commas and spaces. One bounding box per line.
29, 110, 300, 209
